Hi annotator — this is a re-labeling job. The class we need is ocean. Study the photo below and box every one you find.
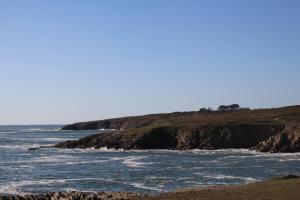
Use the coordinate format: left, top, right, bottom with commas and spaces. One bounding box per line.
0, 125, 300, 194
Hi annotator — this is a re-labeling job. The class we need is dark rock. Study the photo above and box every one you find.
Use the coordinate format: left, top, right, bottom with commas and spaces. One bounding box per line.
55, 123, 284, 150
281, 174, 300, 179
255, 131, 300, 153
0, 191, 142, 200
58, 105, 300, 152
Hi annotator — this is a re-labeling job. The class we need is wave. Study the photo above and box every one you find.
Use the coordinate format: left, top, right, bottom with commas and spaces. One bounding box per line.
32, 137, 74, 142
55, 147, 257, 154
128, 182, 163, 192
0, 144, 42, 150
122, 156, 151, 168
25, 128, 59, 132
0, 129, 61, 134
203, 174, 258, 182
0, 154, 78, 165
56, 147, 125, 154
0, 131, 19, 134
33, 155, 79, 163
107, 156, 153, 168
0, 177, 128, 194
64, 159, 109, 165
0, 179, 67, 194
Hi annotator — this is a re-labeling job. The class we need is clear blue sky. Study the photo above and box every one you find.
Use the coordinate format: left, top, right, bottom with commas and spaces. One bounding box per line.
0, 0, 299, 125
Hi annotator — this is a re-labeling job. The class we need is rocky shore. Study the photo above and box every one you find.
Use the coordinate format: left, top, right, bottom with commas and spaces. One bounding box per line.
0, 191, 143, 200
55, 123, 284, 150
56, 105, 300, 153
1, 176, 299, 200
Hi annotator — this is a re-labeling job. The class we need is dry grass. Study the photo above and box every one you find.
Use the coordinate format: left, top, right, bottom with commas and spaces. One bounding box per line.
140, 177, 300, 200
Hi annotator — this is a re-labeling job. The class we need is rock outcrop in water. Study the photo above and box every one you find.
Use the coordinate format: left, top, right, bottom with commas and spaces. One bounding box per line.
57, 105, 300, 152
255, 129, 300, 152
55, 123, 284, 150
0, 191, 143, 200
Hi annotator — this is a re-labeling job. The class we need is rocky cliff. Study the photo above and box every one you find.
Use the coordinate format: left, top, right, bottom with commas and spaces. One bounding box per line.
255, 121, 300, 152
55, 123, 284, 150
57, 105, 300, 152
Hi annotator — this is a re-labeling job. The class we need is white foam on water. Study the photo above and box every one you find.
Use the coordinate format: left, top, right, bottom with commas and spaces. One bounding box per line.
56, 147, 124, 154
252, 151, 300, 157
278, 158, 300, 162
97, 147, 124, 152
0, 179, 67, 194
33, 155, 79, 163
109, 157, 126, 161
122, 156, 151, 168
21, 128, 61, 133
0, 178, 123, 194
0, 144, 42, 150
56, 148, 257, 155
146, 176, 169, 180
108, 156, 152, 168
0, 131, 19, 134
203, 174, 258, 182
64, 159, 109, 165
0, 155, 80, 165
31, 137, 74, 142
189, 148, 256, 155
129, 182, 163, 192
251, 152, 300, 162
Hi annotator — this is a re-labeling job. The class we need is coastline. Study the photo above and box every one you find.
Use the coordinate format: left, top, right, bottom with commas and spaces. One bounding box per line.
57, 105, 300, 153
1, 176, 299, 200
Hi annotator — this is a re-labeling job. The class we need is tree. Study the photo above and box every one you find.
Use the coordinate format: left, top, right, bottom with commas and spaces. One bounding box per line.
218, 105, 227, 111
229, 104, 240, 110
208, 107, 213, 111
199, 107, 214, 113
218, 104, 240, 111
199, 108, 207, 112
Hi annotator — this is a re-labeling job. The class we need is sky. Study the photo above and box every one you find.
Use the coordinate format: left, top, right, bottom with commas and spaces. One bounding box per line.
0, 0, 299, 125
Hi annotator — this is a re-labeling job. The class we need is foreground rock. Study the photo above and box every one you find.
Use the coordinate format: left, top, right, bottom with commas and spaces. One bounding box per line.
1, 176, 299, 200
0, 191, 143, 200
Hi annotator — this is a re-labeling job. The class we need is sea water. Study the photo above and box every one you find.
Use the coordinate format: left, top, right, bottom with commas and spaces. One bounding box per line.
0, 125, 300, 194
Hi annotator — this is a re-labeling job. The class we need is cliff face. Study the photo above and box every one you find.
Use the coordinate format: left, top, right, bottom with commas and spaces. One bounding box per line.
255, 132, 300, 153
176, 123, 284, 150
55, 123, 284, 150
57, 105, 300, 152
255, 121, 300, 152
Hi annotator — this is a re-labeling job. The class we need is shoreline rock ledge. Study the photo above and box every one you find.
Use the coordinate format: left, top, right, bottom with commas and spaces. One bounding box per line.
56, 105, 300, 153
55, 123, 284, 151
0, 191, 143, 200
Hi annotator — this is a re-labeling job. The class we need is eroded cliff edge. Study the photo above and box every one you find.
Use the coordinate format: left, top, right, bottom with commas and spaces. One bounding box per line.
57, 105, 300, 152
